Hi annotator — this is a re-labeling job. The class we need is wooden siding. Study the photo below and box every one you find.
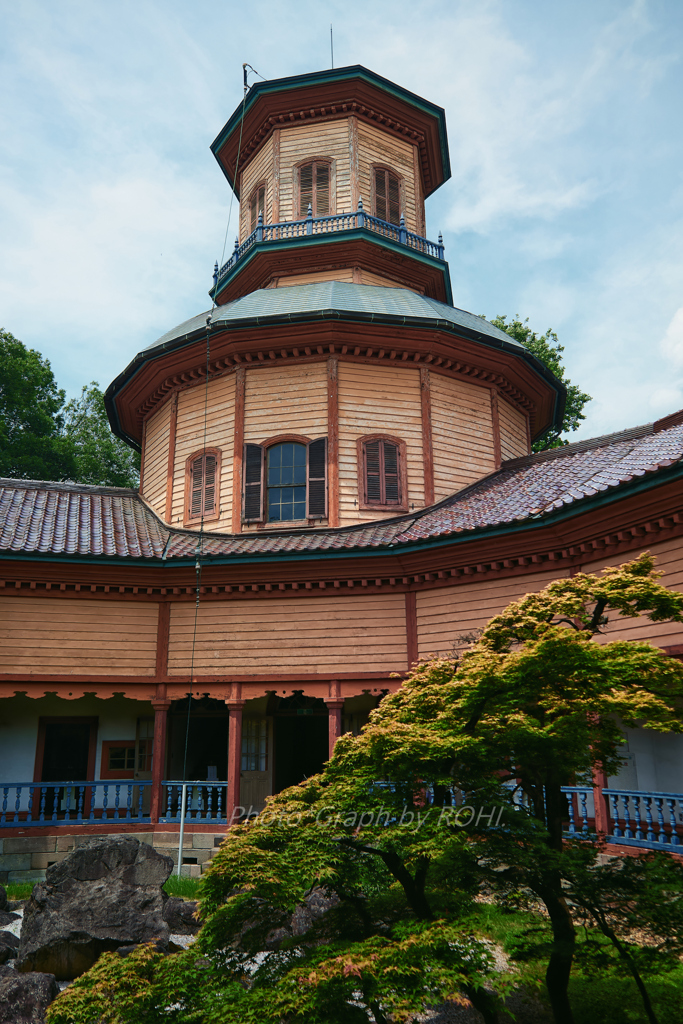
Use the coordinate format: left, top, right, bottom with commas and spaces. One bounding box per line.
168, 593, 407, 673
359, 270, 415, 291
141, 399, 172, 517
239, 135, 274, 242
243, 362, 328, 443
0, 598, 158, 675
581, 539, 683, 649
430, 373, 497, 502
416, 570, 571, 658
357, 122, 421, 233
171, 374, 236, 531
338, 362, 424, 524
275, 268, 355, 287
278, 120, 351, 221
499, 396, 529, 460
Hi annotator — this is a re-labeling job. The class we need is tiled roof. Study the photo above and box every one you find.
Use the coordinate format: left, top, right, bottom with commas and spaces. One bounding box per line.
1, 418, 682, 562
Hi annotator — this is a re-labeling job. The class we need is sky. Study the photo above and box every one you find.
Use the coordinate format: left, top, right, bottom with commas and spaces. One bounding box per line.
1, 0, 683, 443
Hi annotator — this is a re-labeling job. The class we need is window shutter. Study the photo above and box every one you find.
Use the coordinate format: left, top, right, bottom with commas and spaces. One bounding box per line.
190, 456, 204, 518
315, 164, 330, 216
307, 437, 327, 517
203, 453, 217, 515
382, 441, 400, 503
364, 440, 382, 503
300, 163, 313, 217
243, 443, 264, 521
374, 168, 387, 221
387, 175, 400, 225
250, 186, 265, 233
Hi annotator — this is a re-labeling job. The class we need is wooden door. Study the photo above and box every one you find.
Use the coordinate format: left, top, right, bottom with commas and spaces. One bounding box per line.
134, 717, 154, 814
240, 717, 271, 814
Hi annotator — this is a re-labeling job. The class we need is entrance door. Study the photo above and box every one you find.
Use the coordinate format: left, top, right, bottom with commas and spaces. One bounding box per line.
37, 717, 97, 818
273, 714, 328, 792
134, 717, 154, 814
240, 718, 271, 813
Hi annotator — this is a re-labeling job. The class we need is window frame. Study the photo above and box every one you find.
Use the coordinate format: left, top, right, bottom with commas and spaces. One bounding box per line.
99, 740, 136, 780
371, 165, 403, 226
357, 433, 408, 512
242, 433, 328, 525
184, 448, 222, 526
249, 181, 267, 234
293, 158, 335, 219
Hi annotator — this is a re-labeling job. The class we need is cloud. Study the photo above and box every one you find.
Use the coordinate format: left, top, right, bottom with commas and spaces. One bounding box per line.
660, 308, 683, 369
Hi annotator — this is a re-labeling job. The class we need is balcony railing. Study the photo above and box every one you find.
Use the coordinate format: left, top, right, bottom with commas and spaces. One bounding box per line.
562, 785, 683, 849
160, 782, 228, 824
0, 781, 152, 827
213, 199, 445, 289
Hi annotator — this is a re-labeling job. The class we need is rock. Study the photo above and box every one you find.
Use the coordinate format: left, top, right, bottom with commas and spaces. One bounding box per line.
0, 965, 59, 1024
15, 837, 173, 980
0, 886, 8, 913
0, 912, 19, 928
163, 897, 200, 935
0, 930, 19, 964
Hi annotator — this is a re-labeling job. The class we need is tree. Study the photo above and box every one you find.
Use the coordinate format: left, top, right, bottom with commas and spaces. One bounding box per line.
489, 315, 591, 451
0, 328, 76, 481
63, 382, 140, 488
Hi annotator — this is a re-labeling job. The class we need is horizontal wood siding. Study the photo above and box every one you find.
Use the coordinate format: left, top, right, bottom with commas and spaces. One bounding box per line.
141, 399, 172, 516
171, 374, 236, 530
416, 570, 571, 658
168, 593, 407, 673
499, 396, 529, 460
279, 120, 350, 220
581, 540, 683, 648
243, 362, 328, 444
0, 598, 158, 675
276, 268, 355, 287
338, 363, 424, 524
239, 135, 274, 241
359, 270, 415, 291
430, 373, 496, 502
357, 123, 420, 233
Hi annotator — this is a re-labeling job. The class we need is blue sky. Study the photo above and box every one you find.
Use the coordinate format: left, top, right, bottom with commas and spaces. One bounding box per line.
1, 0, 682, 442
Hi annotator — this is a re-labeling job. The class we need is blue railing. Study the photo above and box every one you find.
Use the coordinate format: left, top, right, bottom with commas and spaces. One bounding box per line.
160, 782, 228, 824
561, 786, 683, 849
0, 781, 152, 827
213, 199, 445, 288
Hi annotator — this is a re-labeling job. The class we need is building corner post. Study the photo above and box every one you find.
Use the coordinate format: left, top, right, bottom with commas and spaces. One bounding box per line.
226, 685, 245, 825
150, 699, 171, 824
325, 681, 344, 758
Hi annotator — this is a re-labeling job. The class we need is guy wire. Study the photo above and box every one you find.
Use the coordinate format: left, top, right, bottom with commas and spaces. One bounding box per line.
180, 66, 253, 787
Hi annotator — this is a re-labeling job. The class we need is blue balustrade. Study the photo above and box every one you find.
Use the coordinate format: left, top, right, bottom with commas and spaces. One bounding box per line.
560, 786, 683, 850
0, 781, 152, 827
215, 200, 445, 286
159, 782, 228, 825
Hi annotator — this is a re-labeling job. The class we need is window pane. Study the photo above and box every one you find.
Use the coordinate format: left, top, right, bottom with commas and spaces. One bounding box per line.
267, 443, 307, 520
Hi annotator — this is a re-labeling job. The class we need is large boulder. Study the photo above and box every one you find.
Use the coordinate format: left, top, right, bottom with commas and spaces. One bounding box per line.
0, 887, 8, 913
163, 897, 200, 935
0, 965, 59, 1024
0, 931, 19, 965
15, 837, 173, 980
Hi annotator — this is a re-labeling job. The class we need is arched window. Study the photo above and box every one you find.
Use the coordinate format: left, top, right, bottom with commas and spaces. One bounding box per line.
298, 161, 330, 218
185, 449, 221, 523
357, 435, 407, 511
373, 167, 401, 225
242, 436, 327, 523
250, 184, 266, 233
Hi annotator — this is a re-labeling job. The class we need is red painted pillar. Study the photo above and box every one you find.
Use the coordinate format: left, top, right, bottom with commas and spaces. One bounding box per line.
592, 765, 610, 837
325, 700, 345, 759
226, 696, 245, 825
150, 700, 171, 824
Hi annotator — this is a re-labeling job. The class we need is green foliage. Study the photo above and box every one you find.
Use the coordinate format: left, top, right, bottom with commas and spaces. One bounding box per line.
489, 315, 592, 450
3, 881, 36, 901
0, 328, 77, 480
0, 329, 139, 487
163, 874, 204, 899
63, 382, 139, 488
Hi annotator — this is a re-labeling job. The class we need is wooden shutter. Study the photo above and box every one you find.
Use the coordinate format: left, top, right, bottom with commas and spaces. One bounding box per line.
250, 186, 265, 232
299, 163, 314, 216
363, 439, 401, 505
188, 451, 219, 520
374, 169, 400, 225
315, 164, 330, 216
243, 443, 264, 521
307, 437, 327, 517
203, 453, 217, 515
190, 456, 204, 518
364, 440, 382, 503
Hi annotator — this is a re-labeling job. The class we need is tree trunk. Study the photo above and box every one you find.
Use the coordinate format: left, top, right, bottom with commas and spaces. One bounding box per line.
535, 881, 576, 1024
597, 921, 660, 1024
464, 985, 498, 1024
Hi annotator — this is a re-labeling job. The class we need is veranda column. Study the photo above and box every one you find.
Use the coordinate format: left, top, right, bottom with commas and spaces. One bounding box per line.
150, 700, 171, 824
226, 689, 245, 825
592, 766, 610, 837
324, 700, 345, 758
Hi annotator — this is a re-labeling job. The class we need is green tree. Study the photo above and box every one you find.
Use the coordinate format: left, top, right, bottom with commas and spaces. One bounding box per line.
63, 382, 140, 488
0, 328, 76, 481
489, 315, 591, 451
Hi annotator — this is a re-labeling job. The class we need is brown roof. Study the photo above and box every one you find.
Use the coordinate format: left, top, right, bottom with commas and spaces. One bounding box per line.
2, 419, 682, 562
